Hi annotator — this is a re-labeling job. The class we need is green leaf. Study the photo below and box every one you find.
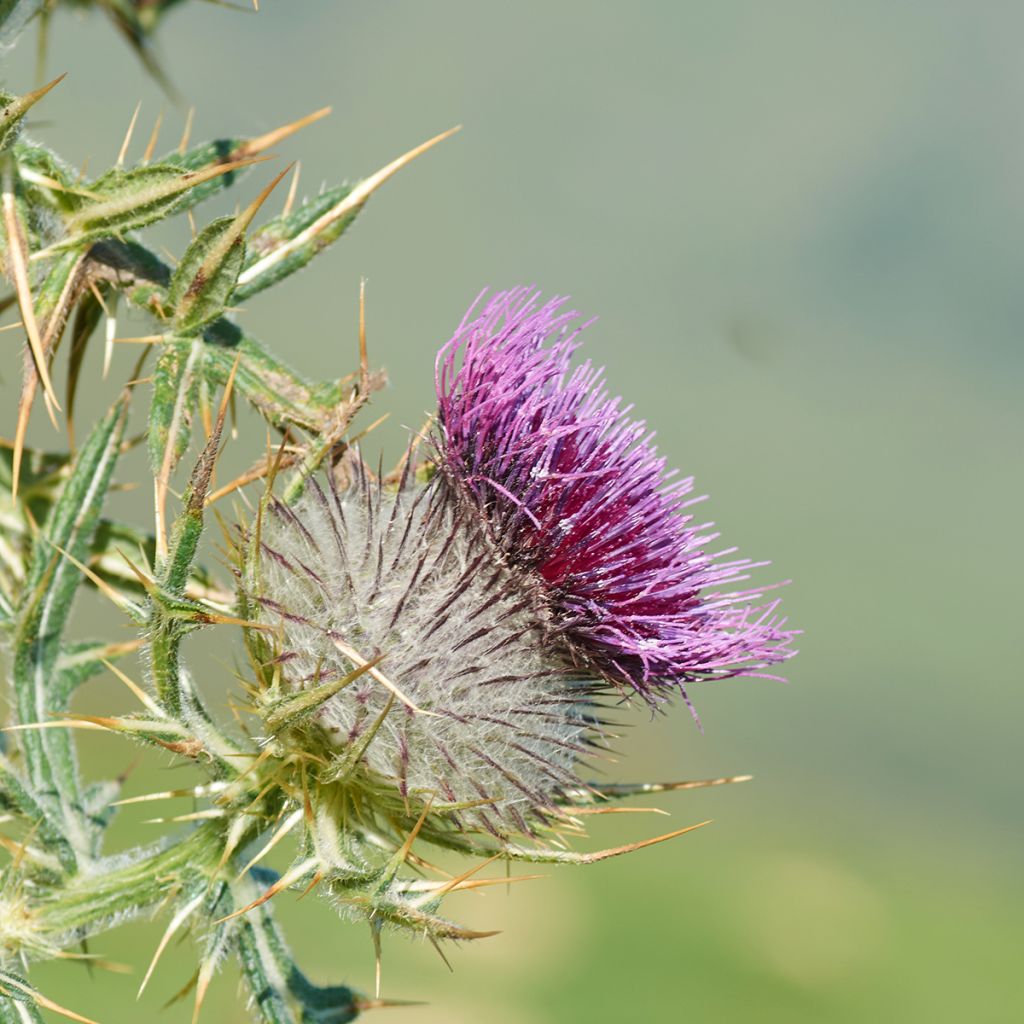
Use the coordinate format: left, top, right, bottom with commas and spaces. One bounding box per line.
0, 753, 76, 874
12, 397, 128, 858
65, 163, 186, 238
169, 215, 246, 333
53, 638, 134, 698
233, 183, 357, 301
0, 75, 62, 153
148, 336, 204, 476
0, 1, 42, 49
62, 157, 258, 245
0, 993, 44, 1024
11, 140, 84, 216
202, 320, 352, 434
236, 873, 362, 1024
169, 169, 287, 334
163, 106, 329, 213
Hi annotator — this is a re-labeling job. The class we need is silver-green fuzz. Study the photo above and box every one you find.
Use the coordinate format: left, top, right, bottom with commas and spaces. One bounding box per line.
254, 474, 599, 838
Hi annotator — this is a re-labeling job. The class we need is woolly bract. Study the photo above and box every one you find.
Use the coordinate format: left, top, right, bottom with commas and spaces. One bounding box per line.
253, 474, 602, 837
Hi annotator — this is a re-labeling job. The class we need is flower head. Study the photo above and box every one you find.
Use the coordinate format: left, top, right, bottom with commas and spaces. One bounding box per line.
435, 287, 795, 705
248, 287, 796, 851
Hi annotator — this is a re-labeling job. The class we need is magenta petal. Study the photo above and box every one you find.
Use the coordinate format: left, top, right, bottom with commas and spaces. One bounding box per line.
435, 287, 796, 702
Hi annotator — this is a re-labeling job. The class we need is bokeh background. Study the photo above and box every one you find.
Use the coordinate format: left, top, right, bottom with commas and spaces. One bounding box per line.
2, 2, 1022, 1021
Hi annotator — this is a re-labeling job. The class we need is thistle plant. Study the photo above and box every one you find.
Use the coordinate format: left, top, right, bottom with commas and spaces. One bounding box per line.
0, 13, 796, 1023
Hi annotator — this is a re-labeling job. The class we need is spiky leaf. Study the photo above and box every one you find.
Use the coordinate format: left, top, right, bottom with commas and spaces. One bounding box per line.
12, 397, 127, 856
169, 215, 246, 334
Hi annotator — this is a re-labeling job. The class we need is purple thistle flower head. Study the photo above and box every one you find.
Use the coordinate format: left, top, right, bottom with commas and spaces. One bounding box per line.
436, 287, 796, 706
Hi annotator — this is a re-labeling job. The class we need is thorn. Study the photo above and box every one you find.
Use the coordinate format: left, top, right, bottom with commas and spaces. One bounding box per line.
237, 125, 460, 288
48, 540, 144, 618
162, 967, 199, 1010
332, 638, 439, 717
234, 807, 302, 880
142, 110, 164, 164
346, 412, 390, 446
8, 985, 100, 1024
103, 296, 118, 379
154, 475, 167, 567
87, 279, 111, 316
142, 809, 223, 824
117, 101, 142, 167
578, 820, 712, 864
238, 106, 331, 159
138, 892, 205, 998
1, 168, 61, 420
409, 854, 501, 908
371, 923, 382, 1000
111, 334, 165, 344
281, 160, 300, 218
387, 796, 435, 874
297, 870, 323, 901
101, 658, 164, 716
177, 106, 195, 155
193, 955, 215, 1024
15, 167, 102, 199
427, 934, 453, 973
353, 997, 428, 1011
204, 451, 298, 507
564, 775, 753, 805
2, 73, 66, 123
112, 544, 157, 592
231, 164, 292, 236
11, 370, 36, 501
113, 781, 228, 806
358, 277, 369, 393
212, 857, 318, 924
566, 806, 670, 816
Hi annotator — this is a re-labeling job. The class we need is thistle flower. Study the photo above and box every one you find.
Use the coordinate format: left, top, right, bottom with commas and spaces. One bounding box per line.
252, 287, 795, 849
435, 287, 795, 706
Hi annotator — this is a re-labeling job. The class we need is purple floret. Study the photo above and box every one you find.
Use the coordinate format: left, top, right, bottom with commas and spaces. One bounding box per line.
435, 287, 795, 706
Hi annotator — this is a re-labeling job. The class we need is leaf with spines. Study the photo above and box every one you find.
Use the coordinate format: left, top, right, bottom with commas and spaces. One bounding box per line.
11, 396, 128, 859
12, 140, 93, 216
234, 126, 458, 301
163, 106, 330, 213
0, 752, 76, 875
59, 156, 264, 247
202, 319, 363, 433
0, 993, 45, 1024
0, 75, 64, 153
168, 167, 288, 334
169, 214, 246, 333
148, 336, 204, 478
235, 873, 362, 1024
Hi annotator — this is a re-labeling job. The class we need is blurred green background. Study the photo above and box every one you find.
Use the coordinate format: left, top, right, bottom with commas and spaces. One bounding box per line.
2, 2, 1022, 1021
